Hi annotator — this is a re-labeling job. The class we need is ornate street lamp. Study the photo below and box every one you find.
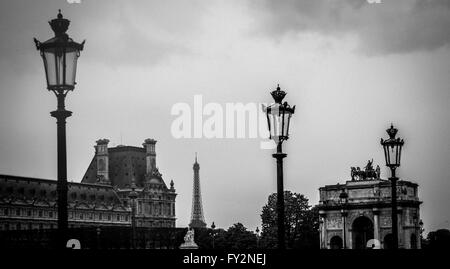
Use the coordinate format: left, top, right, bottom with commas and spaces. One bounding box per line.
263, 84, 295, 250
380, 124, 404, 249
419, 219, 424, 242
255, 227, 260, 249
211, 222, 216, 249
339, 188, 349, 249
128, 180, 138, 249
34, 10, 85, 249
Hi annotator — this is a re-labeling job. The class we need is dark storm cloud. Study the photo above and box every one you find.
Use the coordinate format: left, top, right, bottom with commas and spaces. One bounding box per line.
251, 0, 450, 55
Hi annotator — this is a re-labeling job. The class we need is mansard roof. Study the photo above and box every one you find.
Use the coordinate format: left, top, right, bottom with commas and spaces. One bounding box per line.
0, 174, 127, 211
82, 145, 147, 188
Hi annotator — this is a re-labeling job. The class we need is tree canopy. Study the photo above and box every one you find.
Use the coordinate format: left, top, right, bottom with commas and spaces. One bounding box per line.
194, 223, 257, 249
260, 191, 319, 249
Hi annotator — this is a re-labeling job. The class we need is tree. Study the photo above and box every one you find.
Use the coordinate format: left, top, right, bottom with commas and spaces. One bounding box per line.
193, 223, 257, 249
425, 229, 450, 249
260, 191, 319, 249
222, 223, 257, 249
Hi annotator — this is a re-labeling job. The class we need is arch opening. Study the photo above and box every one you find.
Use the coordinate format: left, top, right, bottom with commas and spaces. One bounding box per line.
352, 216, 374, 249
330, 235, 343, 249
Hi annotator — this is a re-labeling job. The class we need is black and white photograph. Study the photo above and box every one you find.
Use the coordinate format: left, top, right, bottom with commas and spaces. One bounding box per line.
0, 0, 449, 265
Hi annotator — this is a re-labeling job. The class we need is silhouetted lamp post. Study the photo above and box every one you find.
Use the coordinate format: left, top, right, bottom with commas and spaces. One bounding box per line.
255, 227, 260, 248
263, 84, 296, 250
339, 188, 348, 249
380, 124, 404, 249
34, 10, 85, 248
211, 222, 216, 249
419, 219, 424, 242
129, 180, 138, 249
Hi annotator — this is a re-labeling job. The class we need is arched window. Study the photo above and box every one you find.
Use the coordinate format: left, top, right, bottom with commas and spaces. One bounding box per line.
330, 236, 343, 249
352, 216, 374, 249
98, 159, 106, 171
384, 234, 393, 249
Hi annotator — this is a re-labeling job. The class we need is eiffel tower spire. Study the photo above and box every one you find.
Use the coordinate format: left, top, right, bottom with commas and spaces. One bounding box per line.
189, 152, 206, 228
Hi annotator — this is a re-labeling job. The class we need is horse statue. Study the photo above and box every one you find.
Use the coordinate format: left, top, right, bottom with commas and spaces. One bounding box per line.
351, 159, 380, 181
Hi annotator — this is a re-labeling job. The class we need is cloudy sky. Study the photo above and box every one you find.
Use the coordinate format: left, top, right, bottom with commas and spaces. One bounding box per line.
0, 0, 449, 234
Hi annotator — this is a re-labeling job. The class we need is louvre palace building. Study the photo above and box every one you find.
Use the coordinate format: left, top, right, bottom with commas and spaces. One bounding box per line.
318, 160, 422, 249
0, 138, 176, 231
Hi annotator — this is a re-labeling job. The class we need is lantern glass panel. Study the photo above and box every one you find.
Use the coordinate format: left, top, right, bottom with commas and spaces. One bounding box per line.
42, 46, 79, 88
282, 108, 293, 138
267, 104, 283, 140
383, 143, 401, 167
64, 49, 79, 86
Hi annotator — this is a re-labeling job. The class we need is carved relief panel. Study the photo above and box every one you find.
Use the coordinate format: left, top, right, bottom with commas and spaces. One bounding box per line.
326, 213, 342, 229
380, 215, 392, 227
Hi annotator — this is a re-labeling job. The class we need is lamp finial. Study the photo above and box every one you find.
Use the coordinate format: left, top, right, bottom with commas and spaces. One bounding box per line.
49, 9, 70, 36
270, 83, 286, 103
386, 124, 398, 139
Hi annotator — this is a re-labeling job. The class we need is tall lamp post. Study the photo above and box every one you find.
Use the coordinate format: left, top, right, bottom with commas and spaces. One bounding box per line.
129, 180, 138, 249
263, 84, 296, 250
339, 188, 348, 249
211, 222, 216, 249
380, 124, 404, 249
255, 227, 260, 249
34, 10, 85, 248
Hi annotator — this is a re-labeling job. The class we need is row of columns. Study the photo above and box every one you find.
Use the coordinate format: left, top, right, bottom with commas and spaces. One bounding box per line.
320, 207, 410, 249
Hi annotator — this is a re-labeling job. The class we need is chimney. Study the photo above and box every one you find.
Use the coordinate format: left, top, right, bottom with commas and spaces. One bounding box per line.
95, 139, 110, 181
143, 138, 157, 174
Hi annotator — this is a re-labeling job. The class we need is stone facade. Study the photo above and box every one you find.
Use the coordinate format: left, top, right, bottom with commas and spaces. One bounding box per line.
0, 174, 130, 231
82, 138, 177, 228
318, 168, 422, 249
0, 138, 177, 231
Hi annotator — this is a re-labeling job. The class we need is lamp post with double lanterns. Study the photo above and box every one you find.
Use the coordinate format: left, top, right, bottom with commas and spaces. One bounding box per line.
380, 124, 404, 249
34, 10, 85, 249
339, 188, 349, 249
263, 84, 296, 250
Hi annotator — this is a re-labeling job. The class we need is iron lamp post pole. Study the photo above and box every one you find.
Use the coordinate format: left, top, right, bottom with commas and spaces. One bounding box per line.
131, 198, 136, 249
390, 167, 398, 249
273, 142, 287, 250
264, 84, 295, 250
128, 178, 138, 249
380, 124, 404, 250
339, 189, 348, 249
341, 208, 347, 249
255, 227, 260, 249
211, 222, 216, 249
34, 10, 85, 249
52, 91, 72, 248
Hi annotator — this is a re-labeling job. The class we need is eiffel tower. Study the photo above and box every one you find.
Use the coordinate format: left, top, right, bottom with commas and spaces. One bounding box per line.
189, 153, 207, 228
